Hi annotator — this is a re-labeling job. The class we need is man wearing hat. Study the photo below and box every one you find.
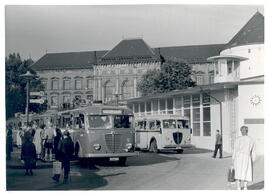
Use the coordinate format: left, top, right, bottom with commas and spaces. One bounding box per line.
55, 130, 74, 183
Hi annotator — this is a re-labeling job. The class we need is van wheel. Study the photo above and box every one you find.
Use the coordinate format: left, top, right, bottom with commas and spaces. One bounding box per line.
119, 157, 127, 166
149, 139, 158, 153
176, 149, 184, 154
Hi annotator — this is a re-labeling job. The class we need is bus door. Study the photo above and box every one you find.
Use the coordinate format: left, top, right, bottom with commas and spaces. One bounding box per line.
136, 120, 147, 149
148, 120, 162, 148
73, 112, 86, 145
161, 119, 178, 147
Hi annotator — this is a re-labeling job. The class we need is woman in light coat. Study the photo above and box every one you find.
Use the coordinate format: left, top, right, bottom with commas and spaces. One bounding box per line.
232, 126, 256, 190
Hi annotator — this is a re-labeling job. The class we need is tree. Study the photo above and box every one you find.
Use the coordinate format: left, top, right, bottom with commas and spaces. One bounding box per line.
137, 58, 196, 96
5, 53, 47, 119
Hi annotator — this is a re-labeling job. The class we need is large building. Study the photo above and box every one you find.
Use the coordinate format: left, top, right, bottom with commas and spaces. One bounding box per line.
31, 12, 264, 154
127, 12, 264, 154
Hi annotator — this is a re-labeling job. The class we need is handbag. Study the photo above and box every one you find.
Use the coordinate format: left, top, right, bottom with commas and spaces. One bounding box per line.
227, 167, 235, 182
53, 161, 62, 175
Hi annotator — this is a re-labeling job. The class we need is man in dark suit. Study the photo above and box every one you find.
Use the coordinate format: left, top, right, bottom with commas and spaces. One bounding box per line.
212, 130, 222, 158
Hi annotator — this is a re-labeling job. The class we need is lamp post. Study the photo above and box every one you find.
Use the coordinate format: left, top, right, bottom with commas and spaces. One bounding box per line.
20, 71, 34, 126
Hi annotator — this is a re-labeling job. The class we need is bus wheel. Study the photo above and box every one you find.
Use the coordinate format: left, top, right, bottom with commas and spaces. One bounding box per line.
119, 157, 127, 166
149, 139, 158, 153
176, 149, 184, 154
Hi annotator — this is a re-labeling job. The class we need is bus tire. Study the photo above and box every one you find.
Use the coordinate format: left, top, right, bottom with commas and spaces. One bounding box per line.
149, 139, 158, 153
176, 149, 184, 154
119, 157, 127, 166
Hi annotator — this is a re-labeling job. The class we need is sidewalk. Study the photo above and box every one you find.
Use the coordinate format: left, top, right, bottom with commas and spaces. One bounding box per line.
6, 146, 53, 169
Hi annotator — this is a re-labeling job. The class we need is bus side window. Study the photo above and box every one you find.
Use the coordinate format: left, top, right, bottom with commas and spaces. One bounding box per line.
178, 120, 184, 129
149, 121, 155, 130
74, 113, 85, 129
156, 120, 161, 129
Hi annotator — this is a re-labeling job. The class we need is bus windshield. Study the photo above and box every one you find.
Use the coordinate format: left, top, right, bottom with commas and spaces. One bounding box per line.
177, 120, 189, 129
114, 115, 134, 128
163, 119, 176, 129
88, 115, 113, 129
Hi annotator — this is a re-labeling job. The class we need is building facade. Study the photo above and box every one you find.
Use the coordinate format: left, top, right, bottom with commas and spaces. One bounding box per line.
127, 12, 264, 154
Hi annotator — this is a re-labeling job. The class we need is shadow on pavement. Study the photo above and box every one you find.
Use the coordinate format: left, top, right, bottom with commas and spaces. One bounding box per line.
248, 181, 264, 190
160, 148, 213, 155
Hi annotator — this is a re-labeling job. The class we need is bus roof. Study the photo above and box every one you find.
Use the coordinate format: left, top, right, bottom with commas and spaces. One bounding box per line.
135, 114, 189, 121
58, 105, 133, 116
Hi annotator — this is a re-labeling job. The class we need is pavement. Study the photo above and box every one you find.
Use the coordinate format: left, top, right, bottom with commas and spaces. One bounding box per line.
6, 146, 264, 190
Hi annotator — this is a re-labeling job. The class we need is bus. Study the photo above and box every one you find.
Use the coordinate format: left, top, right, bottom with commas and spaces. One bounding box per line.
135, 114, 192, 153
57, 105, 137, 165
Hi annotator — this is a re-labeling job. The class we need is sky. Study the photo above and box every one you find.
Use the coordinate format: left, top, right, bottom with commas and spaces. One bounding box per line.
5, 4, 264, 61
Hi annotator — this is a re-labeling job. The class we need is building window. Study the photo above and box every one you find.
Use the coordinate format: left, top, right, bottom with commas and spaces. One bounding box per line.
87, 79, 93, 90
153, 99, 158, 114
41, 80, 47, 90
227, 60, 233, 74
134, 103, 139, 113
203, 93, 211, 136
192, 94, 200, 136
183, 95, 191, 120
167, 98, 173, 114
51, 79, 59, 90
140, 103, 145, 113
63, 79, 71, 90
75, 79, 82, 90
214, 61, 219, 75
122, 80, 133, 99
196, 75, 204, 85
51, 95, 58, 106
159, 99, 166, 114
210, 74, 215, 84
146, 101, 151, 115
104, 81, 115, 102
175, 96, 182, 115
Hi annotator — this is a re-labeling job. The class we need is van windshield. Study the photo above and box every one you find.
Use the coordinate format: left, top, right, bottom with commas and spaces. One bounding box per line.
177, 120, 189, 129
88, 115, 113, 129
163, 119, 176, 129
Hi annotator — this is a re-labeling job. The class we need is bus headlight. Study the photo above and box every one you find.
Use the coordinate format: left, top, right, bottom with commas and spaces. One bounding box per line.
126, 143, 133, 150
93, 144, 101, 151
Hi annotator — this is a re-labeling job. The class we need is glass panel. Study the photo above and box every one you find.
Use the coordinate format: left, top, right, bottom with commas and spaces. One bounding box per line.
192, 94, 200, 107
193, 123, 200, 136
160, 99, 166, 111
177, 120, 189, 129
88, 115, 112, 129
193, 108, 200, 122
63, 80, 71, 90
184, 109, 190, 120
114, 115, 133, 128
203, 93, 210, 106
134, 103, 138, 113
87, 79, 93, 89
175, 96, 182, 109
137, 121, 146, 130
52, 80, 59, 90
203, 122, 211, 136
183, 95, 190, 108
75, 80, 82, 90
140, 103, 145, 113
163, 120, 176, 129
203, 107, 211, 121
227, 60, 233, 74
167, 98, 173, 110
51, 96, 58, 106
146, 101, 151, 112
153, 99, 158, 112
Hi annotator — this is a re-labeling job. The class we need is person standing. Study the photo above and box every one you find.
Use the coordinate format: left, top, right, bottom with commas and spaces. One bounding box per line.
57, 130, 74, 183
33, 123, 42, 159
212, 130, 222, 158
40, 125, 46, 161
52, 128, 63, 182
21, 132, 37, 175
6, 125, 13, 160
232, 126, 256, 190
44, 122, 54, 161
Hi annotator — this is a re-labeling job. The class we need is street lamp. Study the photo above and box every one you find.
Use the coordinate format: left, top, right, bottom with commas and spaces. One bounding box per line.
20, 71, 34, 126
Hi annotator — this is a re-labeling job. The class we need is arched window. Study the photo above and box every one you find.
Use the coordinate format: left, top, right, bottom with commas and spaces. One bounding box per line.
121, 80, 133, 99
104, 80, 115, 102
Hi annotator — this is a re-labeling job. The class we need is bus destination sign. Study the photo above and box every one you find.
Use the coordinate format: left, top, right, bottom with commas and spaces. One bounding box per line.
102, 109, 123, 115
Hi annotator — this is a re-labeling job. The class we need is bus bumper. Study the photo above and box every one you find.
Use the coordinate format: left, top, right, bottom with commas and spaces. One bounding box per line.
83, 152, 139, 158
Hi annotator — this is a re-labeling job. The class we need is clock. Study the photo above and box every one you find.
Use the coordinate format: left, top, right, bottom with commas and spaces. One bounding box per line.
250, 95, 261, 106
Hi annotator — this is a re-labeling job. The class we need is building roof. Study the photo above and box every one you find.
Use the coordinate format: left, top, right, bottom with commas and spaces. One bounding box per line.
99, 38, 160, 64
31, 50, 107, 71
155, 44, 226, 64
225, 12, 264, 49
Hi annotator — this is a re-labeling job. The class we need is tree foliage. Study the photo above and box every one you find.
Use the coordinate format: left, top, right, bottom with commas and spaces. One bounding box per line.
5, 53, 47, 119
137, 59, 196, 96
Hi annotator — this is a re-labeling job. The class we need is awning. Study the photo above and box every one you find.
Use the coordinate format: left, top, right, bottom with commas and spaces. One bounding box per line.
207, 55, 248, 61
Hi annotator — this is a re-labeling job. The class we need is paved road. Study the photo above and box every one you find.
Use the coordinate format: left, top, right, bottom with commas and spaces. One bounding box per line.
6, 149, 264, 190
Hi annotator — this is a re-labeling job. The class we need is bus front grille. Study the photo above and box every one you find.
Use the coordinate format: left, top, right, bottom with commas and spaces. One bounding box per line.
105, 133, 122, 153
173, 132, 183, 144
